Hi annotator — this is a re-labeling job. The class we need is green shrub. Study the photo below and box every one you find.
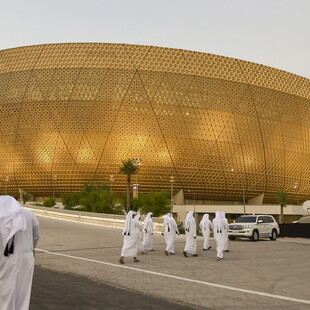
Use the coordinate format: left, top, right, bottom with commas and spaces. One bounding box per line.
139, 191, 171, 217
43, 197, 56, 208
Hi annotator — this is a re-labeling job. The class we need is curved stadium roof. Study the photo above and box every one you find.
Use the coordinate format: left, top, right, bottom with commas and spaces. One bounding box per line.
0, 43, 309, 203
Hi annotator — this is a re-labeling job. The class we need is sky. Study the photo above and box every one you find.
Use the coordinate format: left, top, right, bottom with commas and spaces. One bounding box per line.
0, 0, 309, 78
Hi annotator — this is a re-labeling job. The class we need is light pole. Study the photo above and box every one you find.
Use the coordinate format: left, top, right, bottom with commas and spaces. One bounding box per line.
242, 174, 246, 214
189, 189, 198, 229
232, 168, 246, 214
5, 176, 9, 194
52, 175, 57, 198
294, 184, 298, 205
133, 183, 140, 198
170, 176, 174, 211
109, 175, 115, 192
133, 158, 141, 198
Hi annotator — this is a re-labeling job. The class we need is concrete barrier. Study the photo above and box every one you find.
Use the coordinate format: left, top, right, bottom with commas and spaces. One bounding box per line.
25, 205, 164, 233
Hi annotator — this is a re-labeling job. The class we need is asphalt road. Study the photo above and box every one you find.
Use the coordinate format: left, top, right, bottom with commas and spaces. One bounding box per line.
29, 216, 310, 310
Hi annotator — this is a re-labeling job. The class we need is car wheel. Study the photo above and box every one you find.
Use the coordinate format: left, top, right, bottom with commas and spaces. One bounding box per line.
270, 229, 277, 241
250, 230, 259, 241
228, 236, 236, 241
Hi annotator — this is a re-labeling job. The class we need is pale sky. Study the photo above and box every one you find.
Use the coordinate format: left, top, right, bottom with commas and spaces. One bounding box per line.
0, 0, 309, 78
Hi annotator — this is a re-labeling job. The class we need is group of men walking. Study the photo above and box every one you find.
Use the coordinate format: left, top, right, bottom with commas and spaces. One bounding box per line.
119, 210, 230, 263
119, 211, 154, 264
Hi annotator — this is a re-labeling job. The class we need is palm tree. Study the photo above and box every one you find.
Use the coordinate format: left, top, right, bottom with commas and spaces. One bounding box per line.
119, 159, 139, 213
275, 190, 288, 224
21, 192, 31, 204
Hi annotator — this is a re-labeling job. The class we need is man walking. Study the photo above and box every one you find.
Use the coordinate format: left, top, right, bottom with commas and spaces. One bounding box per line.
221, 211, 230, 252
142, 212, 154, 252
183, 211, 198, 257
162, 213, 179, 255
0, 195, 40, 310
119, 211, 140, 264
213, 211, 227, 261
199, 213, 213, 250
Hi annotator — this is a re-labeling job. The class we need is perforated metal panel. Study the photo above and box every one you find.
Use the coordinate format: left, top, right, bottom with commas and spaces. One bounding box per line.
0, 43, 309, 203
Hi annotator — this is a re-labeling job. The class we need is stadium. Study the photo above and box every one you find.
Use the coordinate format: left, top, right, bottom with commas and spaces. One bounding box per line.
0, 43, 309, 204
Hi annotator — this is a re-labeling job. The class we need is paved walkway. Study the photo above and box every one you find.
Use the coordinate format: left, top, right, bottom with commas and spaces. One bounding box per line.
30, 216, 310, 309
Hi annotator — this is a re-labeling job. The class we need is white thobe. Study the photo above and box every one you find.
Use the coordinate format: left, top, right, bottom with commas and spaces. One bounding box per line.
142, 220, 154, 251
121, 221, 138, 257
0, 208, 40, 310
213, 221, 228, 259
135, 221, 144, 253
199, 220, 213, 249
184, 218, 197, 254
163, 219, 178, 254
213, 230, 225, 259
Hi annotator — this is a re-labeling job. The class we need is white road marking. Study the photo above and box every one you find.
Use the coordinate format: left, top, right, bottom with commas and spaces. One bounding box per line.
37, 248, 310, 305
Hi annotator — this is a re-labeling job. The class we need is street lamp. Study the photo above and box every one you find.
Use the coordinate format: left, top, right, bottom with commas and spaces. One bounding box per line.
52, 175, 57, 198
170, 176, 175, 211
187, 189, 195, 210
188, 189, 198, 229
294, 184, 299, 205
133, 158, 141, 198
109, 175, 115, 192
132, 183, 140, 198
5, 176, 9, 194
232, 168, 246, 214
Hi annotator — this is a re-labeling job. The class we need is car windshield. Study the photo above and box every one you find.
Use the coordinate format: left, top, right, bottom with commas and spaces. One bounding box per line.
235, 216, 257, 223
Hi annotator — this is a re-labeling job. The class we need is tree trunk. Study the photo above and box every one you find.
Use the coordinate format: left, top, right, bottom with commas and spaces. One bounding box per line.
126, 174, 131, 213
279, 205, 284, 224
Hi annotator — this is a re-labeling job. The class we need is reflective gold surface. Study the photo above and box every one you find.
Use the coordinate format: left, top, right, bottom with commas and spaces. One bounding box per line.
0, 43, 309, 203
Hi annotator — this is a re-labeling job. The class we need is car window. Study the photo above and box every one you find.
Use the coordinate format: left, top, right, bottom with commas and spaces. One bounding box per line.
266, 216, 274, 223
235, 216, 257, 223
257, 216, 265, 223
263, 216, 270, 223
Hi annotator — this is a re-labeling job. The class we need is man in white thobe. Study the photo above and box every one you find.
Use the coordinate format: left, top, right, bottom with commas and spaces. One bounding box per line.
213, 211, 227, 261
199, 213, 213, 250
183, 211, 198, 257
134, 214, 144, 254
142, 212, 154, 252
0, 195, 40, 310
221, 211, 230, 252
119, 211, 140, 264
162, 213, 179, 255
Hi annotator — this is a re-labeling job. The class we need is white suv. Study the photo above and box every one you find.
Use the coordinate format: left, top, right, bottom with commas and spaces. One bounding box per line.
228, 215, 280, 241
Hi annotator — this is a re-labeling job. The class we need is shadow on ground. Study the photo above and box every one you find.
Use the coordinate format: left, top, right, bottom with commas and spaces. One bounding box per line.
30, 266, 205, 310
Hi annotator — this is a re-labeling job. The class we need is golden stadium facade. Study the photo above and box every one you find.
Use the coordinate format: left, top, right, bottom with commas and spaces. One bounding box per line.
0, 43, 309, 203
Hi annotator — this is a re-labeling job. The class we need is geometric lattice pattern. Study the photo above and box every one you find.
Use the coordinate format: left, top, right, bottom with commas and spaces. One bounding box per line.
0, 43, 309, 203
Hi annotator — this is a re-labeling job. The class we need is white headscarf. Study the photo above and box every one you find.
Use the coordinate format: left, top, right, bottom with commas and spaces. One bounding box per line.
221, 211, 228, 224
122, 210, 137, 236
200, 213, 209, 230
185, 211, 195, 232
213, 211, 224, 233
0, 195, 27, 254
144, 212, 153, 225
166, 212, 176, 224
144, 212, 153, 230
164, 213, 176, 232
133, 213, 142, 225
